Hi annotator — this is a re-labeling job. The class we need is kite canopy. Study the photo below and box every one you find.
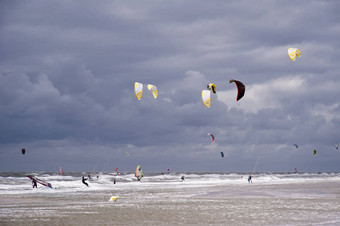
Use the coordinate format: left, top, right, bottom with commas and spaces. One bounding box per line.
147, 84, 158, 99
21, 148, 25, 155
134, 82, 143, 100
135, 82, 159, 100
220, 152, 224, 158
288, 48, 301, 61
109, 196, 118, 202
294, 144, 298, 149
207, 83, 216, 94
201, 90, 211, 108
229, 79, 245, 101
313, 149, 317, 156
207, 133, 215, 144
135, 165, 144, 181
113, 168, 118, 176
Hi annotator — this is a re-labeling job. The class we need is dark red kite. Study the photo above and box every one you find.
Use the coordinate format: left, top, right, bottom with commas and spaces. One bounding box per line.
207, 133, 215, 144
229, 79, 245, 101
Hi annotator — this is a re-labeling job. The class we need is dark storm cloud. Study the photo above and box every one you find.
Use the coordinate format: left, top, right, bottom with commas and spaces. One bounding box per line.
0, 0, 339, 172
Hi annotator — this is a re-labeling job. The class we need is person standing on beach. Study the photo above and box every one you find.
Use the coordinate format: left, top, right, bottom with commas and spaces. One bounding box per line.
32, 179, 37, 188
82, 176, 89, 187
248, 175, 252, 183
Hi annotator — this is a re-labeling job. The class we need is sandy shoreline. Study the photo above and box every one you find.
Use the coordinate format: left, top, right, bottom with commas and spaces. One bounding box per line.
1, 180, 339, 225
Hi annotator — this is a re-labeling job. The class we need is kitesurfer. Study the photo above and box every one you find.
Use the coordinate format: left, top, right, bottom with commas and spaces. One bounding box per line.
137, 168, 142, 181
32, 179, 37, 188
82, 176, 89, 187
181, 174, 185, 181
113, 178, 116, 184
248, 175, 252, 183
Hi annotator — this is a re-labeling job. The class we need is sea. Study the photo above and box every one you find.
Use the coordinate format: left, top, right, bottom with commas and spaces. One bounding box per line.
0, 172, 339, 225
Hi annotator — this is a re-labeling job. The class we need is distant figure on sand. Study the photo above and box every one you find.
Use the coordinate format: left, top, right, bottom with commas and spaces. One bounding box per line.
32, 179, 37, 188
248, 175, 252, 183
82, 176, 89, 187
181, 174, 185, 181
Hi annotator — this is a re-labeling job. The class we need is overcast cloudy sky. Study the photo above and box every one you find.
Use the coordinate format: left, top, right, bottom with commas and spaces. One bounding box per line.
1, 0, 339, 173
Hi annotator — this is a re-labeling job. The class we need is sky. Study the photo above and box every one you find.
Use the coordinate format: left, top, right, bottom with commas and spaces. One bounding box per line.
0, 0, 339, 173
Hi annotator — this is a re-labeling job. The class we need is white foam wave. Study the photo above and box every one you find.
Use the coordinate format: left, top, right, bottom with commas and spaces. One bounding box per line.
0, 172, 340, 195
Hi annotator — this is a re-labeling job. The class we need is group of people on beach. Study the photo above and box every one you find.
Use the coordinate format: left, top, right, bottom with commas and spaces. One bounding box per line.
82, 174, 116, 187
33, 173, 253, 188
81, 173, 187, 187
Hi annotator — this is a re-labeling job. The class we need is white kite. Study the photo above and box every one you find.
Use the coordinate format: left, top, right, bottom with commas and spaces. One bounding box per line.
147, 84, 158, 99
288, 48, 301, 61
134, 82, 143, 100
201, 90, 211, 108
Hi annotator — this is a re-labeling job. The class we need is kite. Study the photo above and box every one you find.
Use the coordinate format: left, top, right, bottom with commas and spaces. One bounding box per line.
201, 90, 211, 108
135, 165, 144, 181
288, 48, 301, 61
207, 83, 216, 94
207, 133, 215, 144
147, 84, 158, 99
229, 79, 245, 101
134, 82, 143, 100
113, 168, 119, 176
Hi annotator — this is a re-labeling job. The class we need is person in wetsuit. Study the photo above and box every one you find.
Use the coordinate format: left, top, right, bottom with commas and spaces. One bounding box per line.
248, 175, 252, 183
82, 176, 89, 187
32, 179, 37, 188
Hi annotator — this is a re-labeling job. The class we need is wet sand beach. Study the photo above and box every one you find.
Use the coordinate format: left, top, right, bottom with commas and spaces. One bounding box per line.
1, 176, 339, 225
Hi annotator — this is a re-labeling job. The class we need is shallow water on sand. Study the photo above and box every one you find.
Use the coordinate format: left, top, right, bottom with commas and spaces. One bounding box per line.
0, 172, 339, 225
